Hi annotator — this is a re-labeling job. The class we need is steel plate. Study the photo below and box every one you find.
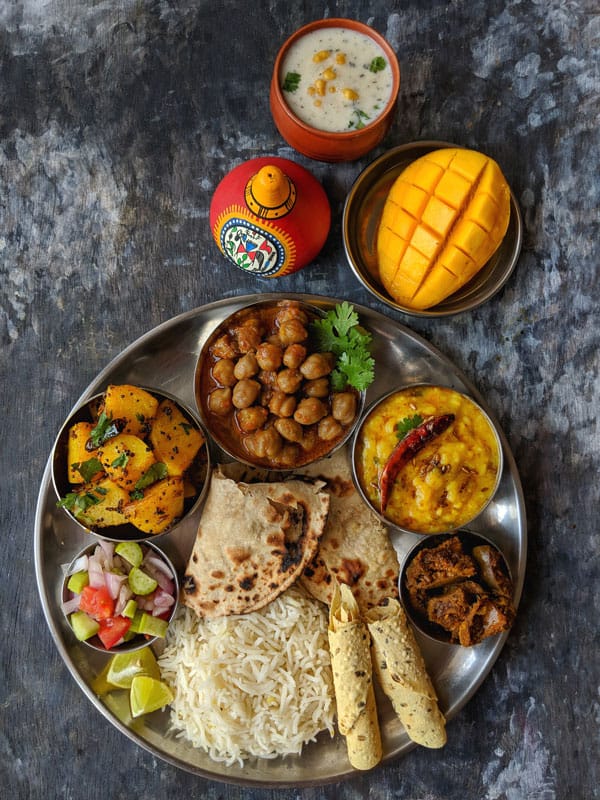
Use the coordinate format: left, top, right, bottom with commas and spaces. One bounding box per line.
35, 292, 527, 787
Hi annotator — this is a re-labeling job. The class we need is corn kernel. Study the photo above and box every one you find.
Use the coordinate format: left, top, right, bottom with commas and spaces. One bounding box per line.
315, 79, 326, 96
313, 50, 331, 63
343, 88, 359, 101
322, 67, 336, 81
336, 52, 346, 64
329, 85, 337, 93
313, 99, 322, 107
307, 86, 316, 96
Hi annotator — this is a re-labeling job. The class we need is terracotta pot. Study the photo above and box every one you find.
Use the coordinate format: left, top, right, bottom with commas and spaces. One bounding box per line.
209, 156, 331, 277
270, 18, 400, 162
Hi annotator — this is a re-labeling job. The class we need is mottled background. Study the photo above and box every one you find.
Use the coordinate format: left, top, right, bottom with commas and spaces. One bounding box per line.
1, 1, 598, 798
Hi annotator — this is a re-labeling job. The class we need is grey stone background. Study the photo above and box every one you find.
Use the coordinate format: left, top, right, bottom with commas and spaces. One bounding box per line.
1, 1, 597, 798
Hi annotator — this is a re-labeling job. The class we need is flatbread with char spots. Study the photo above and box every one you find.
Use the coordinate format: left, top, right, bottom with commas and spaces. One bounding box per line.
297, 449, 400, 612
182, 468, 330, 618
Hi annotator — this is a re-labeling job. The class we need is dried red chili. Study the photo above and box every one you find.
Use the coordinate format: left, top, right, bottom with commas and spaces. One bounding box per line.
379, 413, 455, 512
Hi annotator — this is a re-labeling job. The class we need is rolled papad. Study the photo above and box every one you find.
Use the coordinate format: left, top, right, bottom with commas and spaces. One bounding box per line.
365, 599, 446, 748
328, 583, 382, 771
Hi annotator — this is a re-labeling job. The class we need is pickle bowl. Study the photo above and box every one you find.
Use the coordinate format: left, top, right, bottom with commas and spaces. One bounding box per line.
270, 18, 400, 162
342, 140, 523, 316
350, 383, 503, 536
51, 385, 211, 543
194, 297, 366, 471
60, 538, 180, 654
399, 530, 516, 646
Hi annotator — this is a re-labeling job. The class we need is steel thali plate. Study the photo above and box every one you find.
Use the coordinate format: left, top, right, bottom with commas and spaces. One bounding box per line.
35, 292, 526, 787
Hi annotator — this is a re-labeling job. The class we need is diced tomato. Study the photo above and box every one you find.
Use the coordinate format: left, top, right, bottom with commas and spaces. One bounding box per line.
97, 615, 131, 649
79, 585, 115, 621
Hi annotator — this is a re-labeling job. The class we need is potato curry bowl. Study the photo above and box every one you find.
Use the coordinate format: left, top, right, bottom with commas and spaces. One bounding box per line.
195, 299, 368, 469
352, 384, 502, 535
52, 385, 210, 541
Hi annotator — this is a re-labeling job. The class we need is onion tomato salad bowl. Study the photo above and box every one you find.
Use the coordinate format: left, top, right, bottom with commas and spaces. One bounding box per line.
61, 539, 179, 653
351, 383, 503, 535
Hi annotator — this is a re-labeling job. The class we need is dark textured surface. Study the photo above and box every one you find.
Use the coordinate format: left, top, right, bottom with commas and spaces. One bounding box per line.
1, 1, 597, 798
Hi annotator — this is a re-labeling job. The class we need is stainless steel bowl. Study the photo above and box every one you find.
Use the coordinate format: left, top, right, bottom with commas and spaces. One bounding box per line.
51, 385, 211, 542
61, 538, 179, 654
400, 529, 515, 645
343, 140, 523, 317
194, 298, 366, 471
351, 383, 504, 535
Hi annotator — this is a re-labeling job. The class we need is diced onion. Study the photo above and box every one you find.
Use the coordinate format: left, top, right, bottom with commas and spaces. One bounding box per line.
97, 539, 115, 565
61, 595, 81, 615
67, 554, 89, 576
87, 554, 105, 588
104, 570, 127, 600
143, 558, 174, 593
144, 555, 174, 579
114, 583, 133, 616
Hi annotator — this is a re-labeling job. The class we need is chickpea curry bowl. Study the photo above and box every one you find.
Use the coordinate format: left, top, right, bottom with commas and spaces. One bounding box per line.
195, 299, 374, 469
52, 385, 211, 541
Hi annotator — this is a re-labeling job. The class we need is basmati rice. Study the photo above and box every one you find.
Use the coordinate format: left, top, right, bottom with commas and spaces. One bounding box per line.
158, 584, 335, 765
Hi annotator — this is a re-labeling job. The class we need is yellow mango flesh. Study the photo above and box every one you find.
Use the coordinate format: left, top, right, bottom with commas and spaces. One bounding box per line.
377, 148, 510, 309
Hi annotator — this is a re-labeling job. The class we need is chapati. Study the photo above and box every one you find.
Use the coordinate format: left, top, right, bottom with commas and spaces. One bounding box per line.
182, 469, 330, 618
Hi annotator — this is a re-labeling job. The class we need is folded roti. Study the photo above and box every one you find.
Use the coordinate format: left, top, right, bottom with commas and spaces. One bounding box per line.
298, 449, 400, 612
182, 469, 330, 618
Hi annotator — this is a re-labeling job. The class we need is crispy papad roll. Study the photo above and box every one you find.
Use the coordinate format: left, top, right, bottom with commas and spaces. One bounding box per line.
365, 599, 447, 748
328, 583, 382, 771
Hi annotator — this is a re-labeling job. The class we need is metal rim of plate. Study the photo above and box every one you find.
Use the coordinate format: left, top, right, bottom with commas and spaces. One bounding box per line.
34, 292, 527, 788
343, 140, 523, 318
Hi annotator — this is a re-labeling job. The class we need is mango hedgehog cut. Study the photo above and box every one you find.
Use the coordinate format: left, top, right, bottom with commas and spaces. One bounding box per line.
376, 148, 511, 310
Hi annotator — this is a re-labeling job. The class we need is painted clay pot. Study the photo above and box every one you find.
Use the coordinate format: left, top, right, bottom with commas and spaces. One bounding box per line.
209, 156, 331, 277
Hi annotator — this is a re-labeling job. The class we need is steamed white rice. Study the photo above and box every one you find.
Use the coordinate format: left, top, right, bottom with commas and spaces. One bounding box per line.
158, 584, 335, 765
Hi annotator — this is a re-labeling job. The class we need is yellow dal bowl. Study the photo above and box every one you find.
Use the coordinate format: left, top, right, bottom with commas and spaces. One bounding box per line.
352, 384, 502, 534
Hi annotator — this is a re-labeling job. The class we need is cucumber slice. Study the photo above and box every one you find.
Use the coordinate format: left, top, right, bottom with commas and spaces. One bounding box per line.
67, 570, 89, 594
115, 541, 144, 567
122, 598, 138, 619
128, 567, 157, 596
136, 613, 169, 638
70, 611, 100, 641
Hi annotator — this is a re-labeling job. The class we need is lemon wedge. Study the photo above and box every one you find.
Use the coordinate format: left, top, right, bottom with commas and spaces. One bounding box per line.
130, 676, 174, 718
106, 647, 161, 689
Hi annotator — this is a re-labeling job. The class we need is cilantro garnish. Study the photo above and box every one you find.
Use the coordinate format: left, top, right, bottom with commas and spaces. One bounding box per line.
134, 462, 168, 492
311, 302, 375, 391
57, 486, 108, 514
72, 457, 103, 483
368, 56, 386, 73
111, 453, 129, 469
395, 415, 424, 439
282, 71, 301, 92
348, 108, 370, 130
179, 422, 192, 435
88, 412, 120, 448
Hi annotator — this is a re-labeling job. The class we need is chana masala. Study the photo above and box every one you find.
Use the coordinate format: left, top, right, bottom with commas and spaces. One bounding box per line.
196, 300, 361, 468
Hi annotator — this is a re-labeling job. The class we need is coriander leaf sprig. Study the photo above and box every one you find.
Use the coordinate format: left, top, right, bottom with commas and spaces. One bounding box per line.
310, 302, 375, 392
395, 414, 424, 439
